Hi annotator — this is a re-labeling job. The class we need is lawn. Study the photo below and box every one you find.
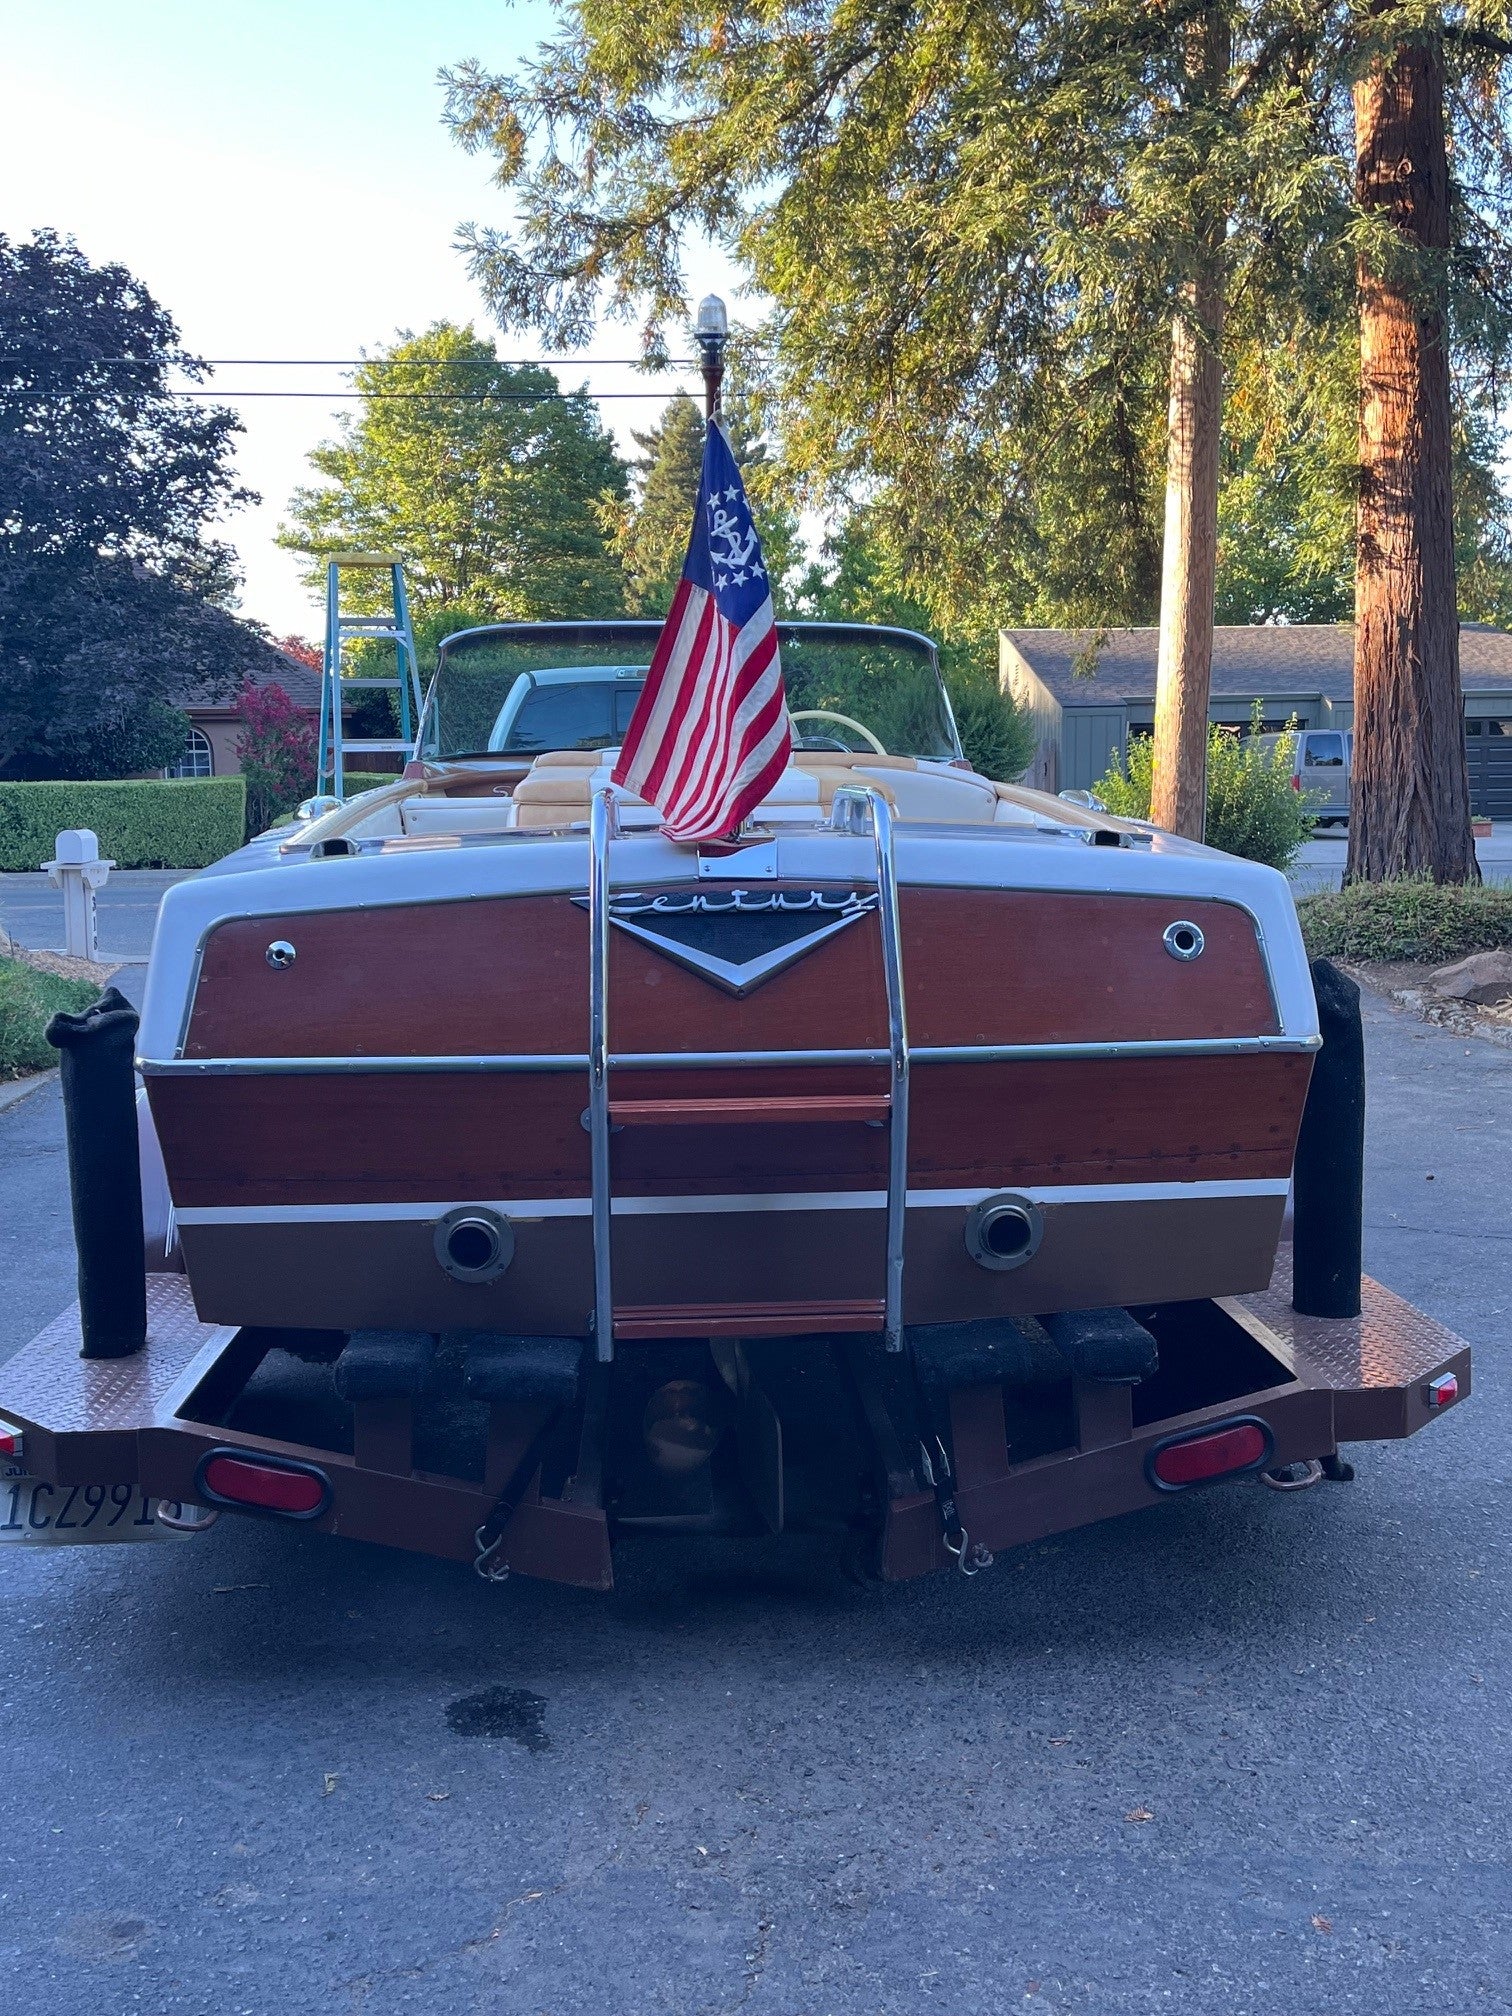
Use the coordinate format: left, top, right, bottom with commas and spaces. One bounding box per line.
0, 955, 99, 1080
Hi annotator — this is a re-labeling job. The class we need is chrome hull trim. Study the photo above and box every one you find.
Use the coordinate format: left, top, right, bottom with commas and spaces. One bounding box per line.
138, 1034, 1321, 1077
172, 1178, 1292, 1227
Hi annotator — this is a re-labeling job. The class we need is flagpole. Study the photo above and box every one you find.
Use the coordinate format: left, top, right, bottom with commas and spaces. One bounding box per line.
695, 293, 728, 422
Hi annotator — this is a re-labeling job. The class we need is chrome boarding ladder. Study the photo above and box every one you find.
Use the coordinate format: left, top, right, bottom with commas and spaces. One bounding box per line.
317, 554, 425, 801
586, 784, 910, 1362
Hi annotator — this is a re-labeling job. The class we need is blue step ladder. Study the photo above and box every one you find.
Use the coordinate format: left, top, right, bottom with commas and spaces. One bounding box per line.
317, 554, 424, 801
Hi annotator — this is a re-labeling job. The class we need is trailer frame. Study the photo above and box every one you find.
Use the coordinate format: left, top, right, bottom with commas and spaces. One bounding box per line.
0, 1247, 1468, 1591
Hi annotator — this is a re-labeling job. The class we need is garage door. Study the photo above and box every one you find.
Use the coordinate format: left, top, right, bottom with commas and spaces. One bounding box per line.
1465, 719, 1512, 819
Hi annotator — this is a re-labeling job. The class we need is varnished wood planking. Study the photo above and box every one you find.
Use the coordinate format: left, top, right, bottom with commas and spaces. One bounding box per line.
897, 889, 1276, 1042
184, 885, 1276, 1060
186, 895, 591, 1059
147, 1050, 1309, 1206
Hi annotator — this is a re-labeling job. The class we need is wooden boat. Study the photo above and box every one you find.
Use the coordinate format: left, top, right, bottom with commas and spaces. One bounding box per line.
137, 620, 1320, 1359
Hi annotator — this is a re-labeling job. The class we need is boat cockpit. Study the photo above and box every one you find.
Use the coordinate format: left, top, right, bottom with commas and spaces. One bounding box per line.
281, 618, 1152, 855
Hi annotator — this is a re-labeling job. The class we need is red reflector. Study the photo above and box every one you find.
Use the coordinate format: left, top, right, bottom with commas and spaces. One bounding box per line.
0, 1426, 20, 1458
1151, 1423, 1268, 1487
1425, 1373, 1458, 1408
202, 1454, 326, 1515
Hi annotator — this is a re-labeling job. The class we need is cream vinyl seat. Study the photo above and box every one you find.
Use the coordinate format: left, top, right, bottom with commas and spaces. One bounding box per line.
501, 746, 1025, 830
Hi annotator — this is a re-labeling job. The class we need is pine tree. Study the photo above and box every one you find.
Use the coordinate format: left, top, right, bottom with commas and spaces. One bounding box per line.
611, 393, 799, 615
614, 395, 708, 614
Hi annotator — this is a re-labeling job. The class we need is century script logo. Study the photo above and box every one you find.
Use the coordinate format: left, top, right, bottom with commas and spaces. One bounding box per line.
574, 888, 879, 994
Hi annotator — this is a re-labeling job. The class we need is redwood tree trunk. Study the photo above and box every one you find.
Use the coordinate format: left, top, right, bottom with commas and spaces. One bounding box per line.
1150, 7, 1230, 841
1348, 28, 1478, 884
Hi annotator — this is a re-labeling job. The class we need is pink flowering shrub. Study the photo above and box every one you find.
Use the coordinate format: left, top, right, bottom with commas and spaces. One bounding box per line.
235, 679, 318, 835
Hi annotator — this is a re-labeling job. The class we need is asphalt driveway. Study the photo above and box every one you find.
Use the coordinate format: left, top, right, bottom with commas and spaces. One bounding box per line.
0, 869, 193, 961
0, 979, 1506, 2015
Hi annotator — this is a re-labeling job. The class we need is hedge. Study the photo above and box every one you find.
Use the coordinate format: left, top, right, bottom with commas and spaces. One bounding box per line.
0, 778, 246, 871
0, 957, 98, 1079
1298, 878, 1512, 964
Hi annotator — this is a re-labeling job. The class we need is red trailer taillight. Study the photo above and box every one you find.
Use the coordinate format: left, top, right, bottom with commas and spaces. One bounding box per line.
197, 1451, 330, 1519
0, 1423, 23, 1460
1424, 1373, 1459, 1409
1146, 1419, 1272, 1490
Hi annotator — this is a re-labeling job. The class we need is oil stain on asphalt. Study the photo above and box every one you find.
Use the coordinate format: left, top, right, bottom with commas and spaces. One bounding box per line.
446, 1685, 550, 1751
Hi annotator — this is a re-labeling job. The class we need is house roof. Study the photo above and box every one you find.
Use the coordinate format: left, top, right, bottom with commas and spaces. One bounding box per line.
176, 643, 323, 713
1002, 623, 1512, 708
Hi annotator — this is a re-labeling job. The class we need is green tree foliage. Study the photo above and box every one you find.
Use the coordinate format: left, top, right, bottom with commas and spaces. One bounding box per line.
35, 699, 192, 782
440, 6, 1512, 651
1214, 329, 1512, 626
1095, 709, 1315, 868
438, 2, 1349, 642
797, 514, 1036, 780
0, 231, 274, 778
1215, 336, 1357, 625
279, 323, 629, 623
615, 394, 708, 613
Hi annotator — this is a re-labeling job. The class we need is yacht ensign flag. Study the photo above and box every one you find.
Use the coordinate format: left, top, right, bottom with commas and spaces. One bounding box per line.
612, 422, 790, 841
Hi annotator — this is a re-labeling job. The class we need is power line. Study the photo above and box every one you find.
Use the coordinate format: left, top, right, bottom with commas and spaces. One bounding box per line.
0, 354, 695, 369
1, 387, 700, 402
203, 356, 696, 368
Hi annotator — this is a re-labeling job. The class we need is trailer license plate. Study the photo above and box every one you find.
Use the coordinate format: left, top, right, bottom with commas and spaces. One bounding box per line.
0, 1466, 192, 1545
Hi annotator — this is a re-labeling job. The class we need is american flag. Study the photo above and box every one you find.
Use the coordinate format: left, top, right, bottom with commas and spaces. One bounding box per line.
612, 421, 790, 841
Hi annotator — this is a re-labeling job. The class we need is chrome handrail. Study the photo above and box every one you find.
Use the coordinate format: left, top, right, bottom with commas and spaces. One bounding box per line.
588, 786, 619, 1361
833, 785, 910, 1351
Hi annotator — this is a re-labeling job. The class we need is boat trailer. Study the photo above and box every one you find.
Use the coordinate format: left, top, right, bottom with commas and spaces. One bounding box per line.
0, 1252, 1467, 1590
0, 964, 1471, 1590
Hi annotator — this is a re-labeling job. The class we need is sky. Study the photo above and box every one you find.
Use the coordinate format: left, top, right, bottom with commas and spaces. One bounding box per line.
0, 0, 732, 639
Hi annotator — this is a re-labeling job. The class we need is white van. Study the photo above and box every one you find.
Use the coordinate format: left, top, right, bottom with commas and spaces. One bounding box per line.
1255, 728, 1352, 826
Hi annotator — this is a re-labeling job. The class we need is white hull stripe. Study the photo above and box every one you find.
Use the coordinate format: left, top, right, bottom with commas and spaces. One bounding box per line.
174, 1178, 1290, 1227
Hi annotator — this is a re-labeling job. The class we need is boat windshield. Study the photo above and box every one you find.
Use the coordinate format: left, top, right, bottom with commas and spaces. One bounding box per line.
418, 621, 962, 764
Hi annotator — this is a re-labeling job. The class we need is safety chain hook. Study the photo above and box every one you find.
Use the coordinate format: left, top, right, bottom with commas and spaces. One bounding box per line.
473, 1526, 512, 1582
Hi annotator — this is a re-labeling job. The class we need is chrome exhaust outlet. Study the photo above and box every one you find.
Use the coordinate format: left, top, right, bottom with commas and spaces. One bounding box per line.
433, 1207, 515, 1283
964, 1193, 1043, 1271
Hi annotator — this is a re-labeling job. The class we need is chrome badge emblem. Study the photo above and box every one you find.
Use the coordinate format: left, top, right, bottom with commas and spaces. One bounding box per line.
576, 888, 879, 995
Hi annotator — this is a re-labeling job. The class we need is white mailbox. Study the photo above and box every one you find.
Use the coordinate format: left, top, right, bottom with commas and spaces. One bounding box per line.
42, 829, 115, 961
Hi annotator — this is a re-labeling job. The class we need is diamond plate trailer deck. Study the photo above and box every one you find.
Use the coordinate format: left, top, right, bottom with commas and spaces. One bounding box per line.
0, 1248, 1469, 1590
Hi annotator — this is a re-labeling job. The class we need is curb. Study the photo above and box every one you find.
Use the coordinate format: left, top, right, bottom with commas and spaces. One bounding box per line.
0, 1068, 59, 1115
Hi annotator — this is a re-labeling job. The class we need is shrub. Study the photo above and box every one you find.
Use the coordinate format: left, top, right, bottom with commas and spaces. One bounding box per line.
1297, 878, 1512, 964
0, 957, 98, 1079
235, 679, 319, 835
1094, 709, 1316, 869
0, 778, 246, 870
948, 671, 1037, 781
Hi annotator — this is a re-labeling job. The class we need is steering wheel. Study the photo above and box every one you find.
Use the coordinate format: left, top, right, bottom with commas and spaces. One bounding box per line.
789, 709, 887, 756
